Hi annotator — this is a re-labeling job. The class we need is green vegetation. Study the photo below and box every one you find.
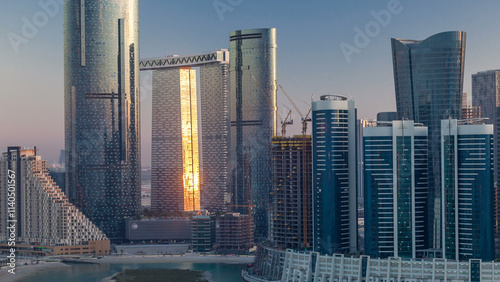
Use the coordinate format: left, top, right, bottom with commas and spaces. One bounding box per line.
112, 269, 209, 282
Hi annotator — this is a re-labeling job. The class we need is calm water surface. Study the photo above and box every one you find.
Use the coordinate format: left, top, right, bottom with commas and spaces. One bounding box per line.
17, 263, 246, 282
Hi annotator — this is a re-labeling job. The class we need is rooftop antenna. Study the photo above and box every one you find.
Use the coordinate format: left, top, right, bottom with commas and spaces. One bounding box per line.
346, 91, 355, 101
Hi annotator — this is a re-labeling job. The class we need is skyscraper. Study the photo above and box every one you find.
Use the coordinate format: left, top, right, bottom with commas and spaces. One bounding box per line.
142, 50, 230, 212
441, 119, 494, 261
391, 31, 466, 248
271, 135, 312, 250
64, 0, 141, 239
472, 70, 500, 255
364, 121, 428, 258
151, 67, 200, 212
199, 59, 230, 212
312, 95, 357, 255
229, 28, 277, 241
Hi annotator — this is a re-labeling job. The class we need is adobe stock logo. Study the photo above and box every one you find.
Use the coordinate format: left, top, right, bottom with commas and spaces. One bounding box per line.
213, 0, 243, 21
340, 0, 404, 63
7, 0, 63, 54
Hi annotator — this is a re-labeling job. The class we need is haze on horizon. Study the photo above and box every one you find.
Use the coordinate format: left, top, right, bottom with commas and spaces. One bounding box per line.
1, 0, 500, 165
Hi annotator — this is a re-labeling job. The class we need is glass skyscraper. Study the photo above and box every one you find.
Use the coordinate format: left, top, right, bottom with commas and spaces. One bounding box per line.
229, 28, 277, 241
391, 31, 466, 248
312, 95, 357, 255
142, 50, 230, 213
151, 67, 200, 212
364, 121, 428, 258
64, 0, 141, 240
441, 119, 494, 261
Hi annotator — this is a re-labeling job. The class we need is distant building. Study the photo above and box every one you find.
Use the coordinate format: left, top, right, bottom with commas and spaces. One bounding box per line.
441, 119, 494, 261
471, 70, 500, 256
462, 93, 481, 119
0, 147, 109, 256
216, 213, 253, 254
271, 135, 312, 250
312, 95, 357, 255
151, 67, 200, 212
391, 31, 466, 249
192, 211, 215, 252
376, 112, 398, 122
125, 219, 192, 242
229, 28, 277, 241
58, 149, 65, 166
48, 167, 65, 193
144, 50, 230, 213
363, 121, 428, 258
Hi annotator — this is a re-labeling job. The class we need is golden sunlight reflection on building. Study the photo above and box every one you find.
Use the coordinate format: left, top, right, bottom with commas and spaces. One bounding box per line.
180, 67, 200, 211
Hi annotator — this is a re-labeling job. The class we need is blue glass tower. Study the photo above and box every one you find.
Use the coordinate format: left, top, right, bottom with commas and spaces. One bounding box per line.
441, 119, 494, 261
392, 31, 466, 248
64, 0, 141, 240
364, 121, 428, 258
312, 95, 357, 255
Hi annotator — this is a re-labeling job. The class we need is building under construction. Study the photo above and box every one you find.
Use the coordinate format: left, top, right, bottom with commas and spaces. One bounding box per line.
271, 135, 312, 250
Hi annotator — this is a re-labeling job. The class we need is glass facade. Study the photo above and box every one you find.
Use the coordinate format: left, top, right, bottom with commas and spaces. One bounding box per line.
312, 95, 357, 255
229, 28, 277, 241
151, 68, 199, 212
363, 121, 428, 259
471, 70, 500, 256
392, 31, 466, 248
441, 120, 494, 261
199, 63, 230, 212
64, 0, 140, 240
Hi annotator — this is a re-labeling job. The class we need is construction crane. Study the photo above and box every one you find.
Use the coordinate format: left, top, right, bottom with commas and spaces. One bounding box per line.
276, 80, 312, 249
281, 110, 293, 137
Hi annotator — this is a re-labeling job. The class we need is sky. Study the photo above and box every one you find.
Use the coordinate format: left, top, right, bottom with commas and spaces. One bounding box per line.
1, 0, 500, 166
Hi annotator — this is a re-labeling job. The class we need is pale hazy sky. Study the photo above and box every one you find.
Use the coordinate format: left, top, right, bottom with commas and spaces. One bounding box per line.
1, 0, 500, 165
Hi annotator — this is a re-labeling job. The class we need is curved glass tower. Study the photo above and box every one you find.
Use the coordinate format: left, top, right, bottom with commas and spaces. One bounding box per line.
391, 31, 466, 248
64, 0, 140, 240
229, 28, 277, 241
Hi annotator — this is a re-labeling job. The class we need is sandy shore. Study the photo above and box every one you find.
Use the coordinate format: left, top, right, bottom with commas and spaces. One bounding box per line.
0, 260, 70, 282
0, 254, 255, 281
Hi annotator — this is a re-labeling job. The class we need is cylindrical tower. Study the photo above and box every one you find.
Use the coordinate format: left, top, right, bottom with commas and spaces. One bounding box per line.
229, 28, 277, 241
64, 0, 140, 240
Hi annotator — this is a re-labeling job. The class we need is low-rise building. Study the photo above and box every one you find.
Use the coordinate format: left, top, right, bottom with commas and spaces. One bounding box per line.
216, 213, 253, 254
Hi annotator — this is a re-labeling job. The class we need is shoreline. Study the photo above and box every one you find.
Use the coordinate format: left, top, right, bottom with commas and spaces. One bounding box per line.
0, 254, 255, 282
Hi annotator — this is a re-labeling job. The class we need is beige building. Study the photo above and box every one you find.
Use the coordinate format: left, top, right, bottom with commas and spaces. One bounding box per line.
0, 147, 109, 256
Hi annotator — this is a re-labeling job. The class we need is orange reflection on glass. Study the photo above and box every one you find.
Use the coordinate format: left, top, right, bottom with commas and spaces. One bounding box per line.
180, 68, 200, 211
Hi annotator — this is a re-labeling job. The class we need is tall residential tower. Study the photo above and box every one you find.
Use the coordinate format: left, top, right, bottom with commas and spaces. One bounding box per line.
312, 95, 357, 255
391, 31, 466, 248
229, 28, 277, 241
64, 0, 141, 239
364, 121, 428, 258
471, 70, 500, 256
441, 119, 494, 261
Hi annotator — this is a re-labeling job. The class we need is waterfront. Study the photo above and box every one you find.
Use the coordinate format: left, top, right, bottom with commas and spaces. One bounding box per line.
16, 262, 246, 282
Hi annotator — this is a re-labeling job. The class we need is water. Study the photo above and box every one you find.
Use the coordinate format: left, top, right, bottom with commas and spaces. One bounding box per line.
18, 263, 246, 282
